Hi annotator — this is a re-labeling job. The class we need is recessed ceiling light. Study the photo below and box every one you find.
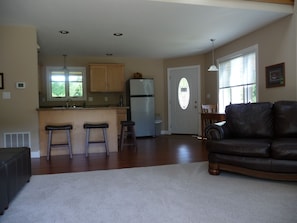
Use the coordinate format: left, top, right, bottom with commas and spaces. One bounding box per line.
113, 33, 123, 37
59, 30, 69, 34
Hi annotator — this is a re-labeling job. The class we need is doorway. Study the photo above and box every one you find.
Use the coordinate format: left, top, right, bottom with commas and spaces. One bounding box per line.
168, 65, 201, 135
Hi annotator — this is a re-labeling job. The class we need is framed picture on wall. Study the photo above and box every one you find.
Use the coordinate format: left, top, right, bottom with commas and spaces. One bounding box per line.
0, 73, 3, 89
265, 63, 285, 88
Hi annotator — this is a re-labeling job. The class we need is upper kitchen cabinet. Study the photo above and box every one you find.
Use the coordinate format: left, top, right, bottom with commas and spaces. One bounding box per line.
89, 64, 125, 92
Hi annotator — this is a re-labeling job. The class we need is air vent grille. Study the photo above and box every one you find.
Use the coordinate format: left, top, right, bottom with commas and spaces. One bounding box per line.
4, 132, 31, 148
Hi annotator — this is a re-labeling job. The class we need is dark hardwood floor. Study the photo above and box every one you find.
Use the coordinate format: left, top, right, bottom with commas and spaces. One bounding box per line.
31, 134, 208, 175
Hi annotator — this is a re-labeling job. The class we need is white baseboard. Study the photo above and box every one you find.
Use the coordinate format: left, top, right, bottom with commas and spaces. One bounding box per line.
31, 151, 40, 158
161, 130, 170, 135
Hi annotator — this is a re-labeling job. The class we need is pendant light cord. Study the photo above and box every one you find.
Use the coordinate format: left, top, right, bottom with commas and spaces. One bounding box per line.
63, 54, 67, 70
211, 39, 215, 65
208, 39, 218, 72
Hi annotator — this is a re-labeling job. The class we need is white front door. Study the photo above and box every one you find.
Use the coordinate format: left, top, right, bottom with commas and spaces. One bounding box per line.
168, 65, 201, 134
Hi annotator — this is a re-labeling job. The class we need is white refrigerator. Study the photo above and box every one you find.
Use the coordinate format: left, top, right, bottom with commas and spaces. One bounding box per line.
127, 78, 155, 137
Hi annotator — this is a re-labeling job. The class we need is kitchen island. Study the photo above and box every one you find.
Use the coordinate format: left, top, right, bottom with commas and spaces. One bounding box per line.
37, 107, 128, 157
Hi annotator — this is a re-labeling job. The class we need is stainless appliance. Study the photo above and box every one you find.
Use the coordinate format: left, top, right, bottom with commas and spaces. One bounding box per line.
127, 78, 155, 137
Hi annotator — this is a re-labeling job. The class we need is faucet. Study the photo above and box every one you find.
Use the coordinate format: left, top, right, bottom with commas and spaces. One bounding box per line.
66, 99, 72, 108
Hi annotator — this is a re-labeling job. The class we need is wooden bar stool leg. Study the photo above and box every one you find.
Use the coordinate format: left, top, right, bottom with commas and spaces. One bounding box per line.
47, 130, 52, 160
67, 129, 73, 159
103, 128, 109, 156
120, 125, 125, 151
85, 128, 90, 157
131, 126, 137, 151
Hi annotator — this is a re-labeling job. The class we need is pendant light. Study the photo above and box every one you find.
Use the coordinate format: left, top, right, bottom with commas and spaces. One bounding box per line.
208, 39, 219, 72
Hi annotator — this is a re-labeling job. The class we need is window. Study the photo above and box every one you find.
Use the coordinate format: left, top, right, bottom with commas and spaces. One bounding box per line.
46, 66, 86, 101
178, 77, 190, 110
217, 45, 258, 113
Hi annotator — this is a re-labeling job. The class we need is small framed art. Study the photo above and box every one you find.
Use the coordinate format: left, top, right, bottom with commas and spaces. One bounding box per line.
265, 63, 285, 88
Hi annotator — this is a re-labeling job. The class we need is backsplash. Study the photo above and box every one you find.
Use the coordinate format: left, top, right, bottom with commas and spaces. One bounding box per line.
39, 92, 125, 108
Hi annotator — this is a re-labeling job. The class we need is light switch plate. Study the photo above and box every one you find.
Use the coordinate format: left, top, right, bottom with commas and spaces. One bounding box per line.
16, 82, 26, 89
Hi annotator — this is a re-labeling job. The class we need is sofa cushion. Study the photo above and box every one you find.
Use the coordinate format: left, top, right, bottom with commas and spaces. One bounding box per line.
271, 138, 297, 160
274, 101, 297, 137
225, 102, 273, 138
206, 139, 271, 157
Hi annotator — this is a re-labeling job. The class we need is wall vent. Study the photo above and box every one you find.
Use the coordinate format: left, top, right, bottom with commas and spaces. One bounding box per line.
4, 132, 31, 148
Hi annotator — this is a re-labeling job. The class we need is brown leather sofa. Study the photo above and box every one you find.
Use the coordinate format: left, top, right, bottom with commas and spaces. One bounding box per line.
205, 101, 297, 181
0, 147, 31, 215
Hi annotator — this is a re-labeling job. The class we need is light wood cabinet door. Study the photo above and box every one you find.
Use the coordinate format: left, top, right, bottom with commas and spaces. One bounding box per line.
89, 65, 107, 92
89, 64, 124, 92
107, 64, 124, 92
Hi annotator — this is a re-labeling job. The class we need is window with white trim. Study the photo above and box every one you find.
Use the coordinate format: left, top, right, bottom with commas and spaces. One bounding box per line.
217, 45, 258, 113
46, 66, 86, 101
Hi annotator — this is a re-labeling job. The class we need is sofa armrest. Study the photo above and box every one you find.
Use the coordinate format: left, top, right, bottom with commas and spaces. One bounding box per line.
205, 121, 231, 140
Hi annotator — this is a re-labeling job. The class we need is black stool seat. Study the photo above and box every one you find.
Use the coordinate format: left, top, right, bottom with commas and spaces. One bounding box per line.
119, 121, 137, 151
84, 123, 109, 157
45, 125, 73, 131
45, 124, 73, 160
83, 123, 109, 129
121, 121, 135, 126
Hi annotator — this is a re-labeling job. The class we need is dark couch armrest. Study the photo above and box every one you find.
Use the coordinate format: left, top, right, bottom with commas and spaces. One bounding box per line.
205, 121, 231, 140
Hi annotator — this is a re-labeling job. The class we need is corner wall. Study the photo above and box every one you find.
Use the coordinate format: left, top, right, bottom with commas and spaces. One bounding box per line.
205, 14, 296, 103
163, 14, 296, 132
0, 26, 39, 156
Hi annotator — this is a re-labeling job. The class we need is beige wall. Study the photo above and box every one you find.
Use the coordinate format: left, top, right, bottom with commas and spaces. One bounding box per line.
204, 14, 296, 104
1, 10, 296, 156
0, 26, 39, 154
164, 14, 296, 130
164, 15, 297, 113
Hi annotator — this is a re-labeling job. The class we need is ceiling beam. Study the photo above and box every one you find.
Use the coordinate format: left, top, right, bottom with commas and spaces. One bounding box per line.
247, 0, 294, 5
152, 0, 294, 13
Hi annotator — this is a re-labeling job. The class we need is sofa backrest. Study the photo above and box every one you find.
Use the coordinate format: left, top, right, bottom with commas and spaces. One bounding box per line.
225, 102, 273, 138
274, 101, 297, 137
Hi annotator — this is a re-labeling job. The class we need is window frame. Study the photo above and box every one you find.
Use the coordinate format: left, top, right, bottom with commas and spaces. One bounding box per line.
46, 66, 87, 101
216, 45, 259, 113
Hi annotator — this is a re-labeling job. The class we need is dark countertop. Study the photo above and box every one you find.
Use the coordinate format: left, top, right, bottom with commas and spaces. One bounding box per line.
37, 106, 129, 111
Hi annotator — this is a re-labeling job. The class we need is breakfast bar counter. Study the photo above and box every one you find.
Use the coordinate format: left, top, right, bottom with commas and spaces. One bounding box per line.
38, 107, 128, 157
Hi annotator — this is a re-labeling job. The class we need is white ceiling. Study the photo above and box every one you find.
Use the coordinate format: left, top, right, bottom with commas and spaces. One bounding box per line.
0, 0, 293, 58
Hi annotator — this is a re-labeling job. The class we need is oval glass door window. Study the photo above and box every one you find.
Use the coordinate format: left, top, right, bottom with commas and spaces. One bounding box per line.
178, 77, 190, 110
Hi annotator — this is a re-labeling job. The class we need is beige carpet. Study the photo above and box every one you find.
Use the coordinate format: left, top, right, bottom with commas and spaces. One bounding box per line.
1, 162, 297, 223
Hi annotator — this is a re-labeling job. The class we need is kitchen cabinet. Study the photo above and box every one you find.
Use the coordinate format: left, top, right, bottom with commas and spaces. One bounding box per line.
89, 64, 124, 92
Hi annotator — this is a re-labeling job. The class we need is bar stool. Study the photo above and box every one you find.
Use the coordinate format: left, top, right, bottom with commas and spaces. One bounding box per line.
45, 124, 73, 160
83, 123, 109, 157
119, 121, 137, 151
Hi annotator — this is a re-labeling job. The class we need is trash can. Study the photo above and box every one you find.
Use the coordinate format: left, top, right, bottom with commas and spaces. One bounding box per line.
155, 114, 162, 136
